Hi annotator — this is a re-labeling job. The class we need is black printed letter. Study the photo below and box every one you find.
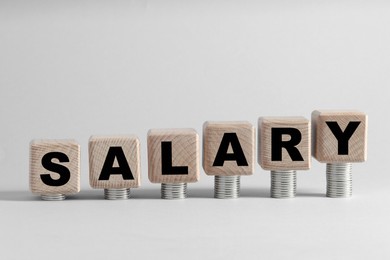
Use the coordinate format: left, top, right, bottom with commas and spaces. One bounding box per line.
213, 133, 248, 166
326, 121, 360, 155
161, 142, 188, 175
41, 152, 71, 186
98, 147, 134, 180
271, 128, 304, 161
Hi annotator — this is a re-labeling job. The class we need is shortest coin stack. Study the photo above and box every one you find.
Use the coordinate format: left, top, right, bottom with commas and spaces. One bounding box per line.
30, 139, 80, 200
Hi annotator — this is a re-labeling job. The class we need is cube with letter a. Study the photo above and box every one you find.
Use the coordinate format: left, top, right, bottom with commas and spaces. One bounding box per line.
312, 110, 367, 163
89, 135, 141, 190
203, 121, 255, 176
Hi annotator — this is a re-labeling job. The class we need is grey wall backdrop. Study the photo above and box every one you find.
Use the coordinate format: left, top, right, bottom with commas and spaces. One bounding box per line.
0, 1, 389, 259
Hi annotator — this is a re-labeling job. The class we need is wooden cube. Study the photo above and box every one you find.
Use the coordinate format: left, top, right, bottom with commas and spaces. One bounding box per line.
147, 129, 199, 183
258, 117, 311, 170
89, 135, 141, 189
312, 110, 367, 163
30, 139, 80, 195
203, 121, 255, 176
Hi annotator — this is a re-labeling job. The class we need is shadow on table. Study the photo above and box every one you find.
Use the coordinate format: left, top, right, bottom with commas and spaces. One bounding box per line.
0, 189, 326, 201
188, 187, 270, 199
69, 188, 161, 200
297, 192, 325, 198
0, 191, 40, 201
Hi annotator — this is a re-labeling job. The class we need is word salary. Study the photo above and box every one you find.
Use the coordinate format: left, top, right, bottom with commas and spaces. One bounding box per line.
29, 110, 368, 199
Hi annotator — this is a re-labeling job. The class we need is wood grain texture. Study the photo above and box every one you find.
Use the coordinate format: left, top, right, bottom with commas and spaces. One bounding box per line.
258, 117, 311, 171
30, 139, 80, 195
203, 121, 255, 176
147, 128, 199, 183
312, 110, 367, 163
89, 135, 141, 189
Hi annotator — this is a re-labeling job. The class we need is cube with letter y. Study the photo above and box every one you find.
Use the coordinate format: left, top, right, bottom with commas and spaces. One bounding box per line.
312, 110, 368, 197
312, 110, 367, 163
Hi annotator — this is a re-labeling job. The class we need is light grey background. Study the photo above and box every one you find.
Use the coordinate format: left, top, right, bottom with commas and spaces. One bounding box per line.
0, 0, 389, 259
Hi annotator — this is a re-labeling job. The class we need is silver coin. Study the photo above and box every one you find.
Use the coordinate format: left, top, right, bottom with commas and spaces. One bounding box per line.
214, 175, 240, 199
270, 170, 296, 198
161, 183, 187, 199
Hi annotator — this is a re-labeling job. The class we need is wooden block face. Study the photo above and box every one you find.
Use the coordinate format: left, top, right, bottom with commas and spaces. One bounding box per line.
89, 135, 141, 189
147, 129, 199, 183
203, 121, 255, 176
258, 117, 311, 171
30, 139, 80, 195
312, 110, 367, 163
